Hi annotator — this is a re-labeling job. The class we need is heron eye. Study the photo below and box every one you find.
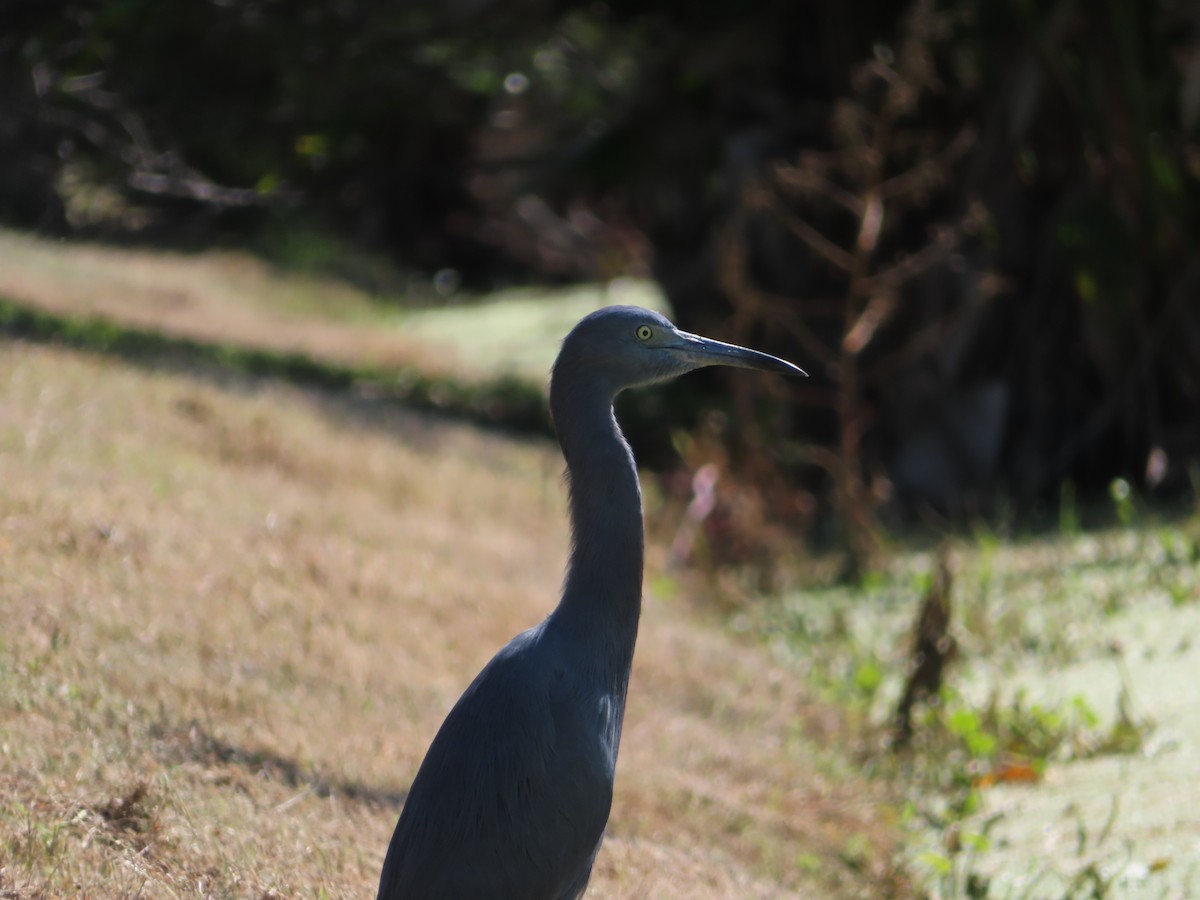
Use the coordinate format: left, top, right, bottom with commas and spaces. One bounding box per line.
635, 325, 653, 341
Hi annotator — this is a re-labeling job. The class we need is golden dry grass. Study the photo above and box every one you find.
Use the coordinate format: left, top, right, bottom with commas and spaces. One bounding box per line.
0, 229, 441, 376
0, 229, 667, 383
0, 340, 901, 898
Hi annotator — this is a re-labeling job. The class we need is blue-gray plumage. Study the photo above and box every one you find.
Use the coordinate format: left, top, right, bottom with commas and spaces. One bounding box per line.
377, 306, 805, 899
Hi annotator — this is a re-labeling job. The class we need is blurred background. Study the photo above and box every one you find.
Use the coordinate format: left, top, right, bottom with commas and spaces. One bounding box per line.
4, 2, 1200, 896
5, 0, 1199, 570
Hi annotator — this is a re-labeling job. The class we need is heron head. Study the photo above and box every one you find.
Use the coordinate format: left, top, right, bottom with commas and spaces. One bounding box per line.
555, 306, 805, 396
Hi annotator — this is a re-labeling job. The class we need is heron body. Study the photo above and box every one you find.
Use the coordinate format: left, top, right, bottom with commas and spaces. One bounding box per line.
377, 306, 803, 899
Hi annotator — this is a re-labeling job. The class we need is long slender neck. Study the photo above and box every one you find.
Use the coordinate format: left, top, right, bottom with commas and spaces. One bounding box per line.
548, 370, 644, 686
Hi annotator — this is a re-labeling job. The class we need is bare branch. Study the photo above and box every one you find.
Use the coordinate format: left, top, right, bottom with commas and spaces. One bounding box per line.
758, 190, 856, 273
769, 161, 865, 216
854, 191, 885, 258
717, 203, 839, 367
859, 205, 981, 297
843, 292, 897, 356
861, 273, 1005, 386
754, 303, 839, 367
880, 128, 976, 202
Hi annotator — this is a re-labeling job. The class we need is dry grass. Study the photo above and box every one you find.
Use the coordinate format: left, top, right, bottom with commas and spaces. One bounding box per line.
0, 229, 442, 377
0, 340, 901, 898
0, 229, 667, 383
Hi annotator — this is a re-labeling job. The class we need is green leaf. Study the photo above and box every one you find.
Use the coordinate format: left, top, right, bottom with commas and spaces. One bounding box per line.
917, 851, 953, 875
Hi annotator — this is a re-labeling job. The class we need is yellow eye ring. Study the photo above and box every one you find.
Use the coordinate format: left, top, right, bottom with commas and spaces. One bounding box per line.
635, 325, 653, 341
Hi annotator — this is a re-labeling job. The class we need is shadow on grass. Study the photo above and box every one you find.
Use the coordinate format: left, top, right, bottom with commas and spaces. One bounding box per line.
154, 721, 409, 811
0, 294, 551, 439
0, 294, 727, 466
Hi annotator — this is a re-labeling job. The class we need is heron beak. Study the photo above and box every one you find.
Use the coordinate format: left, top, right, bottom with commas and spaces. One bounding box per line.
669, 331, 808, 377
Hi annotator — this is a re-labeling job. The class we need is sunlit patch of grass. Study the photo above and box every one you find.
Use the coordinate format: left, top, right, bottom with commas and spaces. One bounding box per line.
750, 511, 1198, 898
0, 293, 552, 436
395, 279, 670, 380
0, 227, 670, 383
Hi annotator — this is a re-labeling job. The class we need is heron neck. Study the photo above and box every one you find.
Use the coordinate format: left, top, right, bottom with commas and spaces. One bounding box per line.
549, 377, 644, 685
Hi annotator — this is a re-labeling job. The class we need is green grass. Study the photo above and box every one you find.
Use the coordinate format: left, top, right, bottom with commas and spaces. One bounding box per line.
393, 280, 671, 380
746, 516, 1200, 899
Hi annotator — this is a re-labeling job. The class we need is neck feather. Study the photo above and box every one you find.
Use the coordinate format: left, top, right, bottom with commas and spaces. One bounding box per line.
548, 371, 644, 680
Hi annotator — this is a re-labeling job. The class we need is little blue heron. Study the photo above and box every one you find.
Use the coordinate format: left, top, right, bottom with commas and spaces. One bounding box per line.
377, 305, 805, 899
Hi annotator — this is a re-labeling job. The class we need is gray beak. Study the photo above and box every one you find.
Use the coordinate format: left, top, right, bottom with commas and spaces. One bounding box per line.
670, 331, 807, 377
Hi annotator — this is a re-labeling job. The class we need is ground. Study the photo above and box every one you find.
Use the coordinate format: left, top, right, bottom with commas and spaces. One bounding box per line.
2, 229, 1198, 899
0, 338, 897, 896
756, 529, 1200, 899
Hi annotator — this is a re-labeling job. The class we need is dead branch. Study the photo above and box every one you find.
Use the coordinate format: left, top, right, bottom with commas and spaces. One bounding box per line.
758, 189, 857, 273
880, 128, 976, 202
892, 545, 957, 750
